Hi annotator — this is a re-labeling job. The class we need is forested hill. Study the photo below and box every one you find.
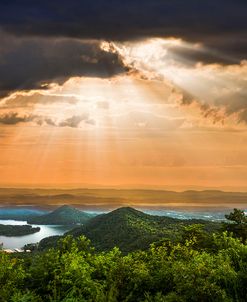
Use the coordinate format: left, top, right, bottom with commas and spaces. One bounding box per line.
27, 205, 95, 225
2, 208, 247, 301
0, 224, 40, 236
66, 207, 220, 252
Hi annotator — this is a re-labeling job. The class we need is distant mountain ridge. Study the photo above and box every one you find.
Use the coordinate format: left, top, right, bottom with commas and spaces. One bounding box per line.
0, 208, 47, 221
27, 205, 95, 225
0, 188, 246, 210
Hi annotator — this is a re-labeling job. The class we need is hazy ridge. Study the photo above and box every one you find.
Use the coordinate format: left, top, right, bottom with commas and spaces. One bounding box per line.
0, 188, 246, 211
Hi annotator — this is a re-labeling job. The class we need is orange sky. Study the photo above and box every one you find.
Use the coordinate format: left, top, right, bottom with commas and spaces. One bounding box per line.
0, 39, 247, 191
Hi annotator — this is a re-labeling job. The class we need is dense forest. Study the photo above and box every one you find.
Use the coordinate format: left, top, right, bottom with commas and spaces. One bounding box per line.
0, 208, 247, 301
0, 224, 40, 237
65, 207, 221, 253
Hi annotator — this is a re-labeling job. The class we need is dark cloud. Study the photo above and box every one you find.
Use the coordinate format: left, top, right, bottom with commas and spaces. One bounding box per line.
0, 31, 126, 98
0, 1, 246, 124
0, 112, 95, 128
58, 114, 88, 128
42, 114, 96, 128
0, 1, 246, 61
180, 89, 247, 125
0, 112, 36, 125
43, 118, 56, 127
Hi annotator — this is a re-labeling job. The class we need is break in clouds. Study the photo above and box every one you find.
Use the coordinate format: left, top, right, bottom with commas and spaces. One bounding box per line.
102, 40, 247, 125
0, 0, 247, 126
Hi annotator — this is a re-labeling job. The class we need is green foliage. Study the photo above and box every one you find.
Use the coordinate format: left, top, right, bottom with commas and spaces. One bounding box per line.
67, 207, 220, 253
225, 209, 247, 225
11, 291, 42, 302
0, 224, 40, 236
1, 208, 247, 301
1, 231, 247, 302
223, 208, 247, 243
27, 205, 94, 225
0, 253, 26, 301
181, 224, 214, 250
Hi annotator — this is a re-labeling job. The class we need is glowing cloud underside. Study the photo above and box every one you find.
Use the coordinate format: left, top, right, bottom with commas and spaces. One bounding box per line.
0, 38, 246, 190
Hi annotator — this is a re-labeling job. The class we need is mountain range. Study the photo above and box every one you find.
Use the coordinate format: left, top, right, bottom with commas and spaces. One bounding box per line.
0, 188, 246, 210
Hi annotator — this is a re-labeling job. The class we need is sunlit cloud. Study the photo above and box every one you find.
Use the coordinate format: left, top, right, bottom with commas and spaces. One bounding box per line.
0, 35, 246, 189
101, 39, 247, 125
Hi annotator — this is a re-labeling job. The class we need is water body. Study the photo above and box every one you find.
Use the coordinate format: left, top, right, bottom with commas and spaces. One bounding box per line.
0, 220, 73, 249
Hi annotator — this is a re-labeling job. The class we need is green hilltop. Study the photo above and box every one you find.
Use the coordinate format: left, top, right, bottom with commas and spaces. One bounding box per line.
40, 207, 220, 252
27, 205, 95, 225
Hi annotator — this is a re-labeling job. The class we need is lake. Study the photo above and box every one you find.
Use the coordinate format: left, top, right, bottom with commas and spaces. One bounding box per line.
0, 220, 74, 249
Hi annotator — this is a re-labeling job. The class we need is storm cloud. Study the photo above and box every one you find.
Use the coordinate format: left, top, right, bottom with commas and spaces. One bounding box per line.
0, 0, 246, 60
0, 31, 126, 98
0, 1, 246, 125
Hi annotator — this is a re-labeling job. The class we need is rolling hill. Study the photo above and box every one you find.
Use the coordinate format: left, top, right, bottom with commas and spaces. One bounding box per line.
27, 205, 95, 225
66, 207, 220, 252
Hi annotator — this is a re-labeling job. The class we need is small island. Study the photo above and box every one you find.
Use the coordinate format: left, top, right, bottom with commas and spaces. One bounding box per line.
0, 224, 40, 236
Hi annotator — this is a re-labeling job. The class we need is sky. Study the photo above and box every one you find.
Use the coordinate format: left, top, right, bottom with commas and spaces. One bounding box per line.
0, 1, 247, 190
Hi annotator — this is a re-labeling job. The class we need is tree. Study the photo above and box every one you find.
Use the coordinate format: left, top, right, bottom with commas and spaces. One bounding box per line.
181, 224, 213, 250
223, 208, 247, 243
225, 208, 247, 225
